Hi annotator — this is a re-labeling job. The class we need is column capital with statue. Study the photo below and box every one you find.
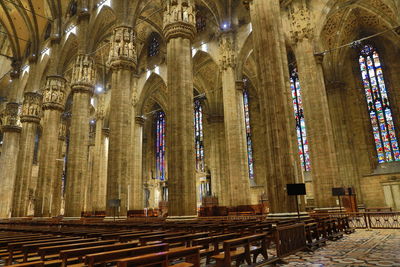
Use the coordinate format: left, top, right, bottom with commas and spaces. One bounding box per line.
163, 0, 197, 42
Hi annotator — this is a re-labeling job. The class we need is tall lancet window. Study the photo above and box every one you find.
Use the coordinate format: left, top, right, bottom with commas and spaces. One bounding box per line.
359, 44, 400, 163
194, 99, 205, 171
290, 68, 311, 171
243, 78, 254, 180
148, 33, 160, 57
156, 111, 166, 180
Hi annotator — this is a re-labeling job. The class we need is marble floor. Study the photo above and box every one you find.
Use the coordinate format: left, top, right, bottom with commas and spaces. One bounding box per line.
274, 229, 400, 267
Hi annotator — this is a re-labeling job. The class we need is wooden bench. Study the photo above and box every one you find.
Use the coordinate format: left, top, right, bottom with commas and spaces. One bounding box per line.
212, 233, 277, 267
37, 240, 116, 261
192, 233, 239, 263
7, 237, 82, 264
163, 233, 209, 248
116, 252, 168, 267
116, 247, 201, 267
20, 238, 99, 263
59, 241, 139, 267
4, 260, 44, 267
84, 243, 169, 267
119, 231, 166, 243
139, 233, 186, 246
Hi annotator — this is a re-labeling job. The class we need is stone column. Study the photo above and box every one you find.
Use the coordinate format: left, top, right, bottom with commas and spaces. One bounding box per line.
246, 0, 297, 213
163, 0, 197, 217
207, 115, 229, 206
84, 123, 96, 212
34, 76, 66, 217
129, 116, 145, 210
65, 55, 95, 217
219, 34, 251, 206
0, 102, 21, 218
289, 3, 339, 207
54, 120, 66, 216
106, 26, 137, 216
91, 97, 107, 213
327, 81, 362, 200
12, 92, 42, 217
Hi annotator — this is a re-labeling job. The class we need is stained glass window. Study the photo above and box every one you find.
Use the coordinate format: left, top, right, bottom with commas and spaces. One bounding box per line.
156, 111, 166, 180
243, 79, 255, 180
194, 99, 205, 171
148, 33, 160, 57
290, 68, 311, 171
358, 44, 400, 163
196, 9, 206, 32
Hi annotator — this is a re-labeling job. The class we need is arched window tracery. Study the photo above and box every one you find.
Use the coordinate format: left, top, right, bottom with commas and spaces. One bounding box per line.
290, 67, 311, 171
358, 44, 400, 163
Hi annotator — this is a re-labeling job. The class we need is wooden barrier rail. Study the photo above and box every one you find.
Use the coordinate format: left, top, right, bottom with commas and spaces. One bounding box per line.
323, 212, 400, 229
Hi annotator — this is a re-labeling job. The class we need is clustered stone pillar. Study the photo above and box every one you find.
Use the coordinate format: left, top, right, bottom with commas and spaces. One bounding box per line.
35, 76, 66, 217
289, 2, 339, 207
208, 115, 229, 206
219, 33, 251, 206
12, 92, 42, 217
247, 0, 297, 213
65, 55, 95, 217
106, 25, 137, 216
130, 116, 145, 210
0, 102, 22, 218
91, 96, 108, 213
163, 0, 197, 217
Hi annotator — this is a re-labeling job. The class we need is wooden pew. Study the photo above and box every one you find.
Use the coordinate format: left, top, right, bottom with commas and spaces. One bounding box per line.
84, 243, 169, 267
4, 260, 44, 267
37, 240, 116, 261
139, 233, 186, 246
20, 238, 98, 263
116, 252, 168, 267
115, 247, 201, 267
212, 233, 277, 267
59, 241, 139, 267
192, 233, 239, 263
167, 246, 202, 267
162, 233, 209, 248
119, 231, 166, 243
7, 237, 82, 264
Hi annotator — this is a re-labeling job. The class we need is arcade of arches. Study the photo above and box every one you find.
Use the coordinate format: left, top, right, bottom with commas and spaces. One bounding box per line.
0, 0, 399, 219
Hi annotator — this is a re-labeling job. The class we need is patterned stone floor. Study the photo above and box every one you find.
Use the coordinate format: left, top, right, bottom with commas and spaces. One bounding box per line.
273, 229, 400, 267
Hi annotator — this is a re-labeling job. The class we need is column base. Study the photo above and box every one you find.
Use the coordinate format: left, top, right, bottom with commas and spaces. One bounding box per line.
166, 215, 198, 221
267, 212, 309, 220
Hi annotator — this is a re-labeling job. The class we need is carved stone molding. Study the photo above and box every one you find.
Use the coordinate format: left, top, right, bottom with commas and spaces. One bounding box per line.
235, 80, 245, 92
135, 116, 145, 126
108, 26, 137, 69
71, 54, 96, 94
314, 53, 324, 65
21, 92, 42, 124
290, 5, 314, 44
2, 102, 22, 132
219, 34, 236, 71
163, 0, 196, 42
43, 76, 67, 111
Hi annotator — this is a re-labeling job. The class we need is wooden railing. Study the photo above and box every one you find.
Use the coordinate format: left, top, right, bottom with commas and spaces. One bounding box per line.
325, 212, 400, 229
275, 223, 307, 257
